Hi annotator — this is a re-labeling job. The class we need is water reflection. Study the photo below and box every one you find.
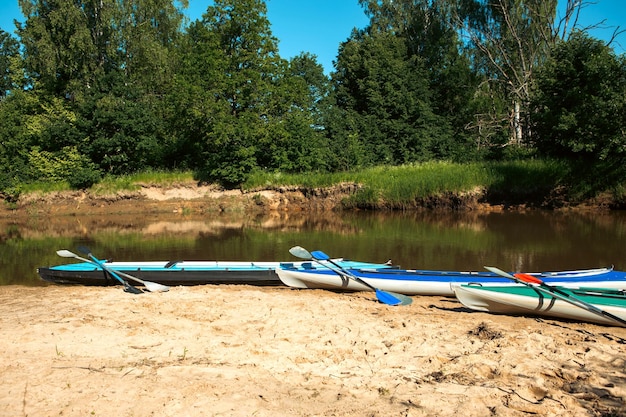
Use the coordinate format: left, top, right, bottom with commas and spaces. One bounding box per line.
2, 210, 626, 286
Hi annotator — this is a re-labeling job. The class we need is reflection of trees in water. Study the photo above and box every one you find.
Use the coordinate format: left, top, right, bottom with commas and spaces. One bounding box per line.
1, 210, 367, 239
4, 210, 626, 286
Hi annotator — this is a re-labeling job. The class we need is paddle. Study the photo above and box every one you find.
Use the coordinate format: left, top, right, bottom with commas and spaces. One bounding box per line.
75, 246, 170, 293
57, 248, 165, 293
55, 249, 143, 293
288, 246, 412, 306
485, 266, 626, 327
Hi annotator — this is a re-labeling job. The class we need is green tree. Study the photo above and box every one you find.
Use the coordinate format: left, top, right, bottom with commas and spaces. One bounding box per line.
0, 89, 101, 193
17, 0, 107, 96
0, 30, 20, 98
16, 0, 187, 175
167, 18, 227, 170
116, 0, 186, 95
258, 54, 331, 172
359, 0, 477, 137
329, 26, 455, 168
193, 0, 289, 186
530, 31, 626, 167
0, 90, 35, 196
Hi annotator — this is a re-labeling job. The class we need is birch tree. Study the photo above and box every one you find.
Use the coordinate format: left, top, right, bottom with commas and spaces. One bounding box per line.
453, 0, 601, 146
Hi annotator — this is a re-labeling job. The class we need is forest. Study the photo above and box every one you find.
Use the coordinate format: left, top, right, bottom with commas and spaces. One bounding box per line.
0, 0, 625, 201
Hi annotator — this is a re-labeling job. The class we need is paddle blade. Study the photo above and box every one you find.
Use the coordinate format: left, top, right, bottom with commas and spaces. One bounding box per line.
484, 266, 516, 280
77, 245, 92, 256
375, 289, 413, 306
310, 250, 330, 261
123, 282, 144, 294
143, 281, 170, 293
514, 273, 543, 284
56, 249, 77, 258
289, 246, 312, 260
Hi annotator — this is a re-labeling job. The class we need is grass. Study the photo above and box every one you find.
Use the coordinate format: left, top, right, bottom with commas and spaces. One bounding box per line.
20, 181, 72, 193
245, 160, 573, 208
11, 159, 596, 207
245, 161, 491, 194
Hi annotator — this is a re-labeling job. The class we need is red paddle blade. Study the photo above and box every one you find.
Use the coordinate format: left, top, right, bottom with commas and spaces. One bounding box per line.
514, 273, 543, 284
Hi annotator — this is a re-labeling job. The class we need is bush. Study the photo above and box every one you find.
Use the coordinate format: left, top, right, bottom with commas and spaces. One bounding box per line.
67, 166, 102, 189
27, 146, 102, 189
531, 31, 626, 165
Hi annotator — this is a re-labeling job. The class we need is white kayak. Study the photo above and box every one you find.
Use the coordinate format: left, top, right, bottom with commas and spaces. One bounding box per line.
454, 284, 626, 326
276, 265, 626, 296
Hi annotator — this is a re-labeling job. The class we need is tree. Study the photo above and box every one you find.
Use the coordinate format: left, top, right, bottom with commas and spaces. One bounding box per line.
193, 0, 323, 186
258, 54, 331, 172
116, 0, 187, 95
530, 31, 626, 167
16, 0, 187, 176
330, 28, 453, 168
0, 30, 20, 98
166, 18, 227, 170
455, 0, 559, 145
358, 0, 477, 137
17, 0, 107, 96
17, 0, 186, 97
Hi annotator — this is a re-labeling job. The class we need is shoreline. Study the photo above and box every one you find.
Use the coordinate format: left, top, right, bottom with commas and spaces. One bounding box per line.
2, 185, 626, 416
0, 183, 617, 220
2, 284, 625, 416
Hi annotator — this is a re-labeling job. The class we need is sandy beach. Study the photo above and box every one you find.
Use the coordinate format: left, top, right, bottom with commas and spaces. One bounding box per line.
1, 283, 625, 417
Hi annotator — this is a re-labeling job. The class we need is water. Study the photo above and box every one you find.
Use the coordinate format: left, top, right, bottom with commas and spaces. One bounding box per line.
2, 209, 626, 286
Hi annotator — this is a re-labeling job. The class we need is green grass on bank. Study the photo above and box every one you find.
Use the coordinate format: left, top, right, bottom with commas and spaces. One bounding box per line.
246, 160, 574, 208
88, 170, 195, 195
10, 159, 611, 208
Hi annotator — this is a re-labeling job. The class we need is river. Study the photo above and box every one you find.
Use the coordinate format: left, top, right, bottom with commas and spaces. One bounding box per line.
2, 209, 626, 286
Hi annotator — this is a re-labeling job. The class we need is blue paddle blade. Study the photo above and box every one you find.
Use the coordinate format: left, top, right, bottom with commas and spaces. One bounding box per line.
310, 250, 330, 261
375, 289, 412, 306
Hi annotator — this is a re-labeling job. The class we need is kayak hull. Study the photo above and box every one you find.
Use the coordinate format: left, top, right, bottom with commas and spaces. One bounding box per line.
454, 284, 626, 326
276, 266, 626, 296
38, 260, 393, 287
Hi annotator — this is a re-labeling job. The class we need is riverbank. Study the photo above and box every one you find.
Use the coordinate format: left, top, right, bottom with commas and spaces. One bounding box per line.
1, 284, 625, 416
0, 180, 618, 219
0, 182, 356, 218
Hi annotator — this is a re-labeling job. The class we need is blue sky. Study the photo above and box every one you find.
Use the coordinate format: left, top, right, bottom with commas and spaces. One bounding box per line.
0, 0, 623, 74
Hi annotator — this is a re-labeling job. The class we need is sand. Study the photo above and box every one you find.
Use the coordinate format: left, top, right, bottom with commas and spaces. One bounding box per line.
1, 284, 625, 417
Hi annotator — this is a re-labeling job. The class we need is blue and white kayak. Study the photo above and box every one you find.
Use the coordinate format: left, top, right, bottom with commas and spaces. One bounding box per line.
38, 259, 395, 287
276, 265, 626, 296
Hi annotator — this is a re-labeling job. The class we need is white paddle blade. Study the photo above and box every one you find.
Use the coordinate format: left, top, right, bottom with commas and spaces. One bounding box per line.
56, 249, 78, 258
484, 266, 516, 279
289, 246, 313, 260
144, 282, 170, 292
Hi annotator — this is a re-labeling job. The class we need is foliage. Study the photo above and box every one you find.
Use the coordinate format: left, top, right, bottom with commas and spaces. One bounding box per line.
531, 32, 626, 168
28, 146, 101, 188
359, 0, 478, 141
0, 30, 20, 98
329, 29, 453, 168
0, 0, 624, 200
455, 0, 560, 145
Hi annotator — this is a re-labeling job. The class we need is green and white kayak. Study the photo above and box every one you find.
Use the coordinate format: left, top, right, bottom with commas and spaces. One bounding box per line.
454, 284, 626, 326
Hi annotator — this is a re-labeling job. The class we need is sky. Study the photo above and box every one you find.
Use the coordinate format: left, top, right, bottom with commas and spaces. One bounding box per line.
0, 0, 624, 74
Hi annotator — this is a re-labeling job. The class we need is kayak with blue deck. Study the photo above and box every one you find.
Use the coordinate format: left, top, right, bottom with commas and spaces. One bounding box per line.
276, 265, 626, 296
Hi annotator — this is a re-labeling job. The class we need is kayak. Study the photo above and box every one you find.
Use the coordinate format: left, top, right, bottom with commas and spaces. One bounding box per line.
275, 265, 626, 296
38, 259, 395, 287
454, 284, 626, 326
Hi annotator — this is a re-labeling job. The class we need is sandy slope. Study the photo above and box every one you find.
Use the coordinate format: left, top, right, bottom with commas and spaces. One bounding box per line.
1, 284, 625, 417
